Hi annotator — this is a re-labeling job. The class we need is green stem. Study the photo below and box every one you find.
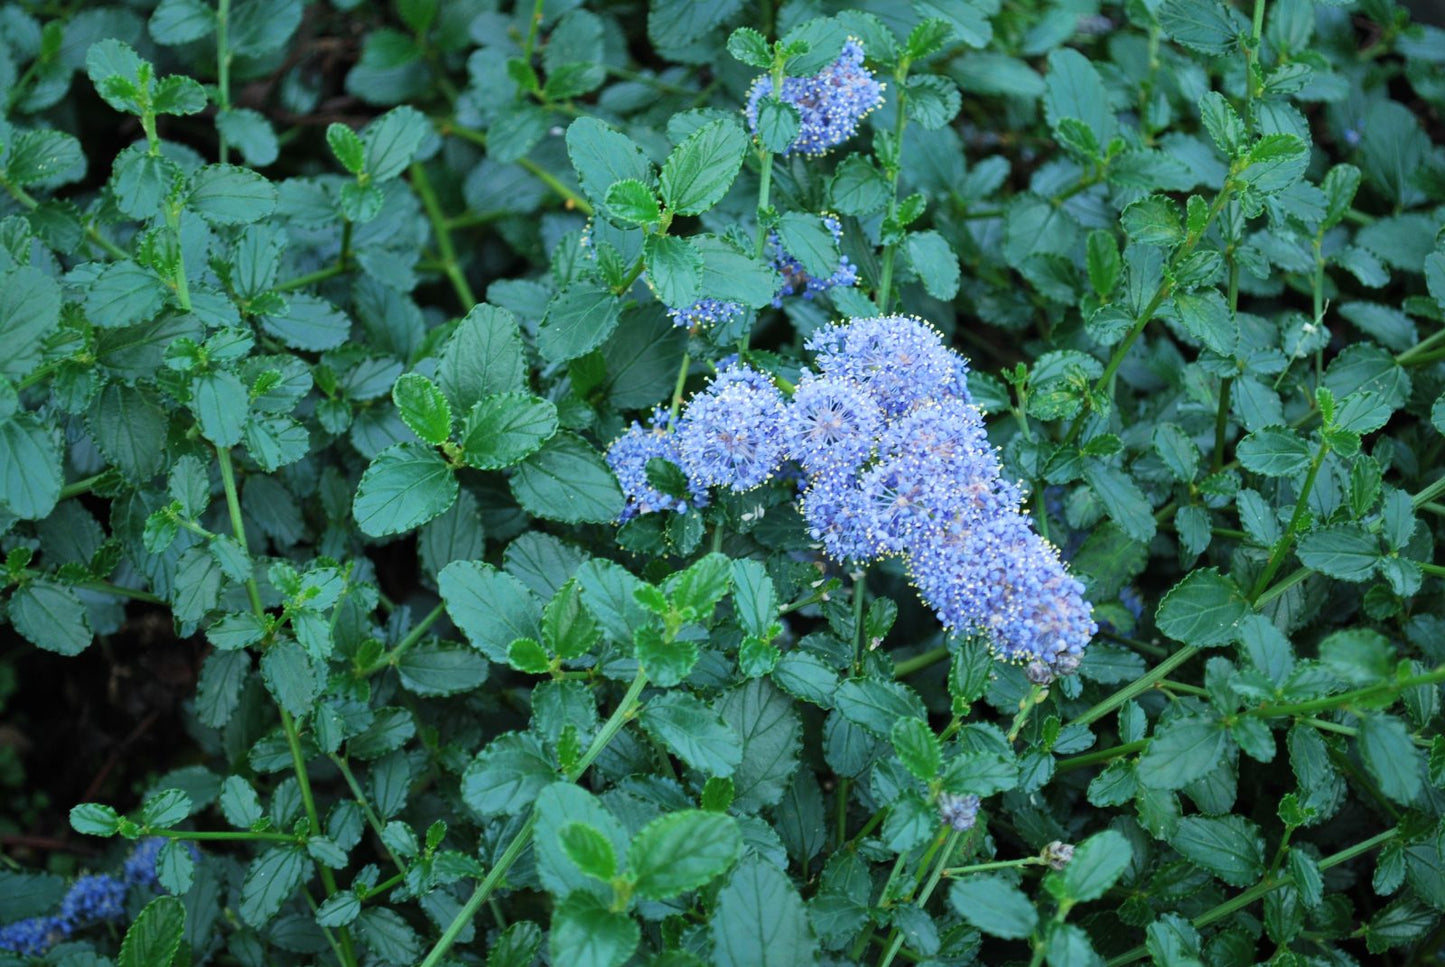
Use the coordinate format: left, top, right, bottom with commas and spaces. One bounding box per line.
894, 645, 950, 678
1397, 327, 1445, 365
668, 352, 691, 425
517, 157, 594, 215
147, 828, 300, 843
360, 601, 446, 676
58, 473, 108, 501
1007, 684, 1047, 743
330, 754, 407, 874
274, 262, 349, 292
70, 581, 164, 605
410, 162, 476, 308
280, 706, 357, 967
878, 829, 961, 967
874, 59, 911, 312
216, 0, 232, 164
1245, 664, 1445, 720
1248, 440, 1328, 601
1069, 646, 1200, 728
1104, 828, 1398, 966
852, 570, 868, 673
943, 856, 1044, 877
215, 446, 264, 616
1063, 175, 1236, 447
1055, 739, 1147, 773
1412, 475, 1445, 509
1, 178, 129, 260
416, 671, 650, 967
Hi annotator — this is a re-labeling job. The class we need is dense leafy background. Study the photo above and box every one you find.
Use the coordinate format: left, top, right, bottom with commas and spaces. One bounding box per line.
2, 0, 1445, 965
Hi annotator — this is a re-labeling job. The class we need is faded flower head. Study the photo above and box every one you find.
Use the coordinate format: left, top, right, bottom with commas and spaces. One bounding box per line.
745, 39, 884, 157
938, 792, 981, 832
1042, 841, 1076, 870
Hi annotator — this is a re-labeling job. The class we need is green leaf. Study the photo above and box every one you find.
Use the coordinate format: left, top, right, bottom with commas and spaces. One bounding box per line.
1139, 716, 1229, 790
219, 776, 263, 828
1059, 829, 1133, 903
69, 802, 121, 837
1359, 714, 1423, 804
119, 896, 186, 967
260, 638, 322, 718
630, 810, 742, 899
712, 855, 818, 967
141, 788, 192, 827
603, 179, 661, 226
666, 552, 732, 615
0, 266, 62, 381
891, 718, 942, 781
644, 233, 703, 308
905, 230, 961, 300
1042, 48, 1116, 147
462, 732, 555, 816
86, 261, 169, 328
659, 119, 748, 216
392, 373, 452, 445
437, 303, 526, 411
1171, 288, 1235, 355
1121, 196, 1183, 247
640, 693, 742, 776
352, 442, 458, 538
439, 560, 542, 663
1171, 816, 1264, 887
1237, 426, 1312, 477
216, 108, 279, 166
540, 284, 623, 363
153, 75, 207, 115
1156, 569, 1248, 646
1083, 463, 1157, 544
397, 641, 490, 696
150, 0, 216, 44
511, 433, 624, 524
187, 164, 277, 225
1297, 524, 1381, 581
1159, 0, 1240, 53
754, 97, 802, 154
948, 875, 1038, 939
726, 26, 771, 67
835, 678, 927, 736
0, 416, 62, 521
1240, 134, 1309, 194
1086, 231, 1120, 297
828, 155, 891, 215
239, 846, 309, 926
717, 679, 803, 810
566, 117, 655, 208
559, 822, 617, 881
5, 131, 83, 187
191, 371, 249, 447
459, 393, 558, 470
9, 580, 91, 655
773, 213, 838, 278
551, 893, 639, 967
362, 106, 428, 181
316, 892, 361, 929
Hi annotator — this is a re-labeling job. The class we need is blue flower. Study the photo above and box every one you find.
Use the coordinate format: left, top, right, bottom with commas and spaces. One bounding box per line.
782, 374, 881, 475
605, 408, 708, 522
770, 215, 858, 306
0, 916, 71, 956
666, 297, 745, 330
59, 873, 126, 925
806, 314, 971, 416
123, 837, 166, 891
677, 364, 787, 492
745, 39, 885, 157
937, 793, 981, 832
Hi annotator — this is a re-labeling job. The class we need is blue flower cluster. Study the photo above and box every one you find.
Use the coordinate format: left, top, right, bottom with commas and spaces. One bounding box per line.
0, 837, 177, 957
745, 39, 885, 156
604, 315, 1096, 670
665, 296, 746, 330
770, 214, 857, 306
605, 407, 710, 522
